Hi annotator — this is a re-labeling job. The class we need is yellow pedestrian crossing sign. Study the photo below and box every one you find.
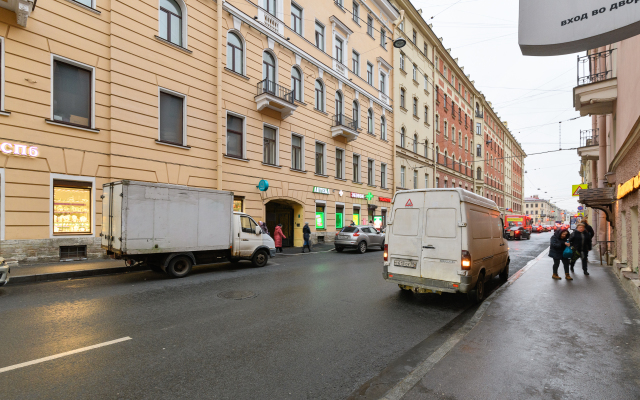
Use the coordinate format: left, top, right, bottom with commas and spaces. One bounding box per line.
572, 184, 588, 197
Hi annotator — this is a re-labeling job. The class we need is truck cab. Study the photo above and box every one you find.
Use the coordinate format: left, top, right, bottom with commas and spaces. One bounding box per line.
231, 212, 276, 260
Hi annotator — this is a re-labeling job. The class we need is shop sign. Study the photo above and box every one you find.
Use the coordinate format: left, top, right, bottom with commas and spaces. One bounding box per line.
257, 179, 269, 192
1, 142, 39, 157
617, 171, 640, 199
373, 215, 383, 230
339, 190, 344, 197
350, 192, 365, 199
365, 192, 374, 201
313, 186, 331, 195
379, 197, 392, 203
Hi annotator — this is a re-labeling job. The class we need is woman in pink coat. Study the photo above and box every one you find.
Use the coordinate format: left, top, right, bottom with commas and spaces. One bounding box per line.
274, 224, 286, 253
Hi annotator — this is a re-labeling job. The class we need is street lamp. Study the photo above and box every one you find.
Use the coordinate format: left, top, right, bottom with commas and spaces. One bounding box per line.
393, 38, 407, 48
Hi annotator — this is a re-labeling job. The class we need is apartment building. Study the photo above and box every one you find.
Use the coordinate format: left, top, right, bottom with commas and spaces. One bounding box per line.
0, 0, 398, 262
525, 195, 563, 224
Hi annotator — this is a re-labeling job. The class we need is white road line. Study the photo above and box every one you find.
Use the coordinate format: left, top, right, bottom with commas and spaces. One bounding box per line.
0, 337, 132, 374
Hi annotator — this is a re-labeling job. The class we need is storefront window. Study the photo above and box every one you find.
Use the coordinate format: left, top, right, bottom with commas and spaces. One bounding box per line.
233, 197, 244, 212
353, 208, 360, 225
315, 205, 325, 229
53, 180, 92, 234
373, 215, 382, 231
336, 205, 344, 229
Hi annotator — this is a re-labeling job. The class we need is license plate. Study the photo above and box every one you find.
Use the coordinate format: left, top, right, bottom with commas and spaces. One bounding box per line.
339, 235, 349, 239
394, 259, 417, 269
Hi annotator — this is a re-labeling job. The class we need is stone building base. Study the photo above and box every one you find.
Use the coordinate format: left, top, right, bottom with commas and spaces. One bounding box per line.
310, 232, 337, 245
0, 237, 105, 265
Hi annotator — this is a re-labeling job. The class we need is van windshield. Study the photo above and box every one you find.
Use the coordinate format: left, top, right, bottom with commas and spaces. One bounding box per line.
341, 227, 358, 233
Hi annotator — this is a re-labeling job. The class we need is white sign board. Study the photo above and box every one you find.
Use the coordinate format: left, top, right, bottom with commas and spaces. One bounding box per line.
519, 0, 640, 56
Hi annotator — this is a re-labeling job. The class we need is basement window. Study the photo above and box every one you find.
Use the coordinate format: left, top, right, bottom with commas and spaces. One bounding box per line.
60, 245, 88, 260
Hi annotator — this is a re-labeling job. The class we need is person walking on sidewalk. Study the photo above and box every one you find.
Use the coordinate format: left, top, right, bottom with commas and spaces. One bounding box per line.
549, 228, 572, 280
582, 218, 595, 239
569, 223, 592, 275
302, 222, 312, 253
274, 224, 286, 253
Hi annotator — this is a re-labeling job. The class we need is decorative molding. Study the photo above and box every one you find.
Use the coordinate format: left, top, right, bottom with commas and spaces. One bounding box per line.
16, 0, 35, 27
268, 37, 275, 50
232, 15, 242, 30
295, 54, 302, 66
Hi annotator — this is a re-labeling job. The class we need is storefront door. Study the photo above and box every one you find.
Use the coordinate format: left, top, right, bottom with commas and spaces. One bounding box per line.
266, 201, 294, 247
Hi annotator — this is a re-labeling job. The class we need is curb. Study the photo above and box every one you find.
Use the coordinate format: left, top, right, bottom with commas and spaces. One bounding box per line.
7, 264, 148, 285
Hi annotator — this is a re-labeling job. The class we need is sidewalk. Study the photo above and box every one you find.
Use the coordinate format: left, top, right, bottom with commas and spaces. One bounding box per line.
277, 243, 336, 255
402, 254, 640, 399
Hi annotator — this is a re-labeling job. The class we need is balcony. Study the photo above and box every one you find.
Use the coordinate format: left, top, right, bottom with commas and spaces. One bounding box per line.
255, 80, 297, 119
577, 129, 599, 160
475, 110, 483, 118
331, 114, 359, 142
0, 0, 35, 26
573, 50, 617, 116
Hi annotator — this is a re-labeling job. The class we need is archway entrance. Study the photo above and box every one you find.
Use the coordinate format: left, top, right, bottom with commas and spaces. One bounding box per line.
265, 200, 298, 247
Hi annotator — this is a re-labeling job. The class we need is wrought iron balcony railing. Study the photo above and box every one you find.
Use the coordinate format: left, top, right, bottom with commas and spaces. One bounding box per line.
577, 49, 615, 86
580, 129, 599, 147
257, 79, 294, 104
332, 114, 357, 131
475, 110, 483, 118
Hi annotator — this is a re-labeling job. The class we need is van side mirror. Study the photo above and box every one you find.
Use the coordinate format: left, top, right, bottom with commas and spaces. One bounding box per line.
255, 226, 262, 235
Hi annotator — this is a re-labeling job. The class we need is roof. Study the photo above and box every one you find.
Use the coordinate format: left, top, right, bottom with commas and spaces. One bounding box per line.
394, 188, 499, 212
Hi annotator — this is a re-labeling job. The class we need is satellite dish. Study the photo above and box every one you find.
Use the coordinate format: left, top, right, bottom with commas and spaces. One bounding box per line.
393, 38, 407, 48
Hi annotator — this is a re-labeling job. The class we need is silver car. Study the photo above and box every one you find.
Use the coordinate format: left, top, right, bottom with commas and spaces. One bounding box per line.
335, 225, 385, 254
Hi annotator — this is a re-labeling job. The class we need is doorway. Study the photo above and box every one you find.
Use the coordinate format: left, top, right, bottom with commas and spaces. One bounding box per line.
266, 200, 295, 247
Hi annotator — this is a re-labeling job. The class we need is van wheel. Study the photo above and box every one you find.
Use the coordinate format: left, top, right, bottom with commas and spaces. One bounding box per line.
499, 262, 509, 282
468, 272, 485, 303
335, 246, 344, 252
358, 241, 367, 254
252, 250, 269, 268
166, 256, 193, 278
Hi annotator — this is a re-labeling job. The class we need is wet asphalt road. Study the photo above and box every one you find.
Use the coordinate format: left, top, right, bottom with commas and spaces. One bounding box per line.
0, 234, 550, 399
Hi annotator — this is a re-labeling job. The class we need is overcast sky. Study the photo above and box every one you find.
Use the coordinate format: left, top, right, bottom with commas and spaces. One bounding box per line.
412, 0, 589, 213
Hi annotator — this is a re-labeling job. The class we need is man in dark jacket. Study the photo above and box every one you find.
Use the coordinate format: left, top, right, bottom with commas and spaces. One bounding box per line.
302, 222, 312, 253
582, 218, 595, 239
549, 228, 572, 280
569, 223, 592, 275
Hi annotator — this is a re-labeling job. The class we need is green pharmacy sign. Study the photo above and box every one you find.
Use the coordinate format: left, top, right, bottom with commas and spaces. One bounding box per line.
365, 192, 374, 201
315, 212, 325, 229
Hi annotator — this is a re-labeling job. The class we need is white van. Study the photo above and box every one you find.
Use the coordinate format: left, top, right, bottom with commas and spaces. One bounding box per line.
383, 188, 509, 302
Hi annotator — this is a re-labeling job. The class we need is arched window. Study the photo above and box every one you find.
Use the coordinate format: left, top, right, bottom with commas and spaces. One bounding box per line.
291, 67, 302, 102
477, 167, 482, 180
159, 0, 185, 46
352, 100, 359, 128
315, 80, 324, 111
263, 51, 276, 94
436, 146, 439, 163
367, 108, 373, 134
444, 150, 448, 167
424, 106, 429, 123
435, 114, 439, 131
444, 121, 448, 137
412, 64, 417, 81
451, 126, 455, 139
380, 116, 386, 140
424, 140, 429, 158
458, 157, 462, 172
458, 131, 462, 144
400, 88, 406, 109
413, 134, 418, 153
227, 32, 244, 74
400, 127, 405, 148
335, 91, 343, 116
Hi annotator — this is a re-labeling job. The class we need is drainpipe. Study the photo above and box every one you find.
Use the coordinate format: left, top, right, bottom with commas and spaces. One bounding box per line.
216, 0, 224, 191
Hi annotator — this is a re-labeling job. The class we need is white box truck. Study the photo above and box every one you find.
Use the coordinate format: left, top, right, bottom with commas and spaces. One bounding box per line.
102, 181, 276, 278
383, 188, 509, 302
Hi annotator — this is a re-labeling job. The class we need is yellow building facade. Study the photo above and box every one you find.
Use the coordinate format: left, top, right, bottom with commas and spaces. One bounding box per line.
0, 0, 398, 262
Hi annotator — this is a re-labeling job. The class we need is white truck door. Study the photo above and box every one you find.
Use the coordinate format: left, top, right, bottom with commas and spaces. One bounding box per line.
101, 183, 112, 249
387, 192, 424, 278
420, 193, 462, 283
238, 215, 262, 257
491, 213, 507, 272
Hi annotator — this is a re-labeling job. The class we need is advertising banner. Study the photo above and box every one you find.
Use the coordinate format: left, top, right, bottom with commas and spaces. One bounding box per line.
519, 0, 640, 56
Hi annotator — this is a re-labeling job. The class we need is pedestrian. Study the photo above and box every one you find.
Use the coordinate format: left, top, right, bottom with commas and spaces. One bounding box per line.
350, 220, 356, 226
569, 223, 592, 275
582, 218, 595, 239
274, 223, 286, 253
259, 221, 269, 235
302, 222, 312, 253
549, 228, 572, 280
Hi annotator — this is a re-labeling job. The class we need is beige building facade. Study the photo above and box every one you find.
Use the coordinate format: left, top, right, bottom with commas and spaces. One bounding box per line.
0, 0, 399, 262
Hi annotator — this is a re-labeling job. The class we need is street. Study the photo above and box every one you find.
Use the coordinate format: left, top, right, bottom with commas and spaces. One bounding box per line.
0, 233, 551, 399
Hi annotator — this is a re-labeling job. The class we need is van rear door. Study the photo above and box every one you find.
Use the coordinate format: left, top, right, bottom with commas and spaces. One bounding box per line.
420, 192, 462, 283
388, 192, 424, 278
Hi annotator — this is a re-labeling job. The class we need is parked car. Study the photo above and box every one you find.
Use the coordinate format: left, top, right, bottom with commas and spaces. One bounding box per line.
383, 188, 509, 303
532, 225, 543, 233
0, 258, 9, 287
335, 225, 385, 253
507, 226, 531, 240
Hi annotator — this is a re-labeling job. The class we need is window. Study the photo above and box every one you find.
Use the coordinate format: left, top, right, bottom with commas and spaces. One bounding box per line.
380, 73, 386, 93
368, 159, 374, 185
380, 116, 386, 140
336, 148, 344, 179
380, 29, 386, 48
315, 79, 324, 111
352, 51, 360, 75
400, 88, 405, 108
336, 205, 344, 229
400, 127, 405, 148
367, 108, 373, 134
266, 0, 276, 15
451, 126, 455, 140
399, 53, 405, 70
381, 163, 387, 188
352, 1, 359, 22
476, 144, 481, 157
400, 166, 406, 188
425, 174, 429, 188
335, 91, 343, 116
413, 98, 417, 117
367, 16, 373, 37
476, 123, 481, 135
227, 32, 244, 74
424, 43, 428, 55
477, 167, 482, 180
291, 3, 303, 35
398, 21, 404, 31
292, 134, 303, 170
53, 180, 92, 235
413, 134, 418, 153
263, 125, 277, 165
424, 106, 429, 123
412, 64, 417, 81
335, 37, 344, 64
159, 89, 186, 145
444, 121, 448, 137
458, 132, 462, 145
335, 0, 343, 8
315, 142, 325, 175
159, 0, 184, 46
367, 62, 373, 85
444, 150, 448, 166
424, 140, 429, 158
315, 21, 325, 51
240, 215, 258, 233
436, 177, 439, 188
291, 67, 302, 102
435, 114, 439, 131
413, 170, 417, 189
412, 29, 417, 43
263, 51, 276, 88
52, 58, 93, 129
424, 74, 428, 90
353, 154, 360, 182
226, 114, 244, 158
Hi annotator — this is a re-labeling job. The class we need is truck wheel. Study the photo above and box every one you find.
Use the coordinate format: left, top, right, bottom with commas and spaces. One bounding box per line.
499, 262, 509, 282
252, 250, 269, 268
335, 246, 344, 252
468, 272, 485, 303
166, 256, 193, 278
358, 241, 367, 254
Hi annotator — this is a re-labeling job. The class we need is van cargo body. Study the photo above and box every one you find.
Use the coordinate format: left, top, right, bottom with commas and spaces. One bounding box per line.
102, 181, 275, 277
383, 188, 509, 302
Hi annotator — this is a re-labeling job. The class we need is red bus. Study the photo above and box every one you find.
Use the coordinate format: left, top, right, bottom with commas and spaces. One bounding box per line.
504, 215, 533, 232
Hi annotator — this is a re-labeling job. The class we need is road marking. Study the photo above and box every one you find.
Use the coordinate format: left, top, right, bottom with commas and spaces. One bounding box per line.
380, 246, 550, 400
0, 337, 132, 374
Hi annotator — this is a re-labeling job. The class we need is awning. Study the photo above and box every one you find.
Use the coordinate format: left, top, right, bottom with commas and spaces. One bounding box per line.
578, 187, 616, 227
